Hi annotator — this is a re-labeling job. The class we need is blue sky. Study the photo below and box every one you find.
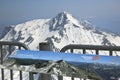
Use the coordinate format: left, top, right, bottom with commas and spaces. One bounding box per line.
0, 0, 120, 34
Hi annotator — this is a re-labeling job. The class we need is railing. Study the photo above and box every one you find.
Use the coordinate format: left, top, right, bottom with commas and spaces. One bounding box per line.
60, 44, 120, 80
1, 42, 120, 80
60, 44, 120, 56
0, 41, 29, 80
0, 41, 64, 80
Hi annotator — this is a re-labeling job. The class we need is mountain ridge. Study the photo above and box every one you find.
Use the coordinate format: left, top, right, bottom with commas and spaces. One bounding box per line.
1, 12, 120, 52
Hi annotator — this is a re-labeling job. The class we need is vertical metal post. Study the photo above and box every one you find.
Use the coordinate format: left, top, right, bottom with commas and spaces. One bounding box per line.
10, 70, 13, 80
71, 77, 74, 80
39, 42, 51, 51
96, 50, 99, 55
9, 45, 13, 80
9, 45, 12, 54
40, 74, 51, 80
70, 48, 73, 53
18, 46, 21, 50
0, 45, 3, 64
18, 46, 22, 80
0, 45, 4, 80
83, 49, 86, 54
1, 69, 4, 80
39, 42, 52, 80
19, 71, 22, 80
109, 50, 113, 56
58, 75, 63, 80
83, 49, 86, 80
29, 72, 34, 80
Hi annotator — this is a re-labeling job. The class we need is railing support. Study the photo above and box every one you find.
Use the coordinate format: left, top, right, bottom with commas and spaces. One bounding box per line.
0, 41, 29, 80
58, 76, 63, 80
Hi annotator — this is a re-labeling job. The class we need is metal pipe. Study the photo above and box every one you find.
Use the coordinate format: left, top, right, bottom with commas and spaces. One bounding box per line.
60, 44, 120, 52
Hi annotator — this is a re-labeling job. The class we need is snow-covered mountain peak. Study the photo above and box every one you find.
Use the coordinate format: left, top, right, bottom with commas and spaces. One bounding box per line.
1, 12, 120, 51
49, 12, 81, 30
1, 12, 120, 80
55, 11, 73, 20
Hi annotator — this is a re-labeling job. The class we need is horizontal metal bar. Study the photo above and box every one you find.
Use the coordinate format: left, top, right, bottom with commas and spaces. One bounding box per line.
0, 41, 29, 50
60, 44, 120, 52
